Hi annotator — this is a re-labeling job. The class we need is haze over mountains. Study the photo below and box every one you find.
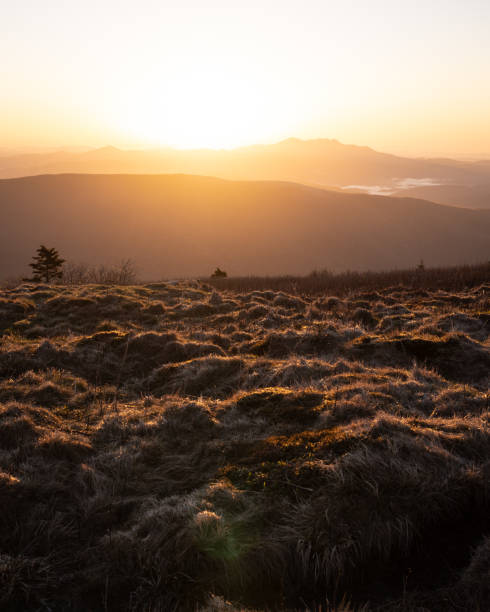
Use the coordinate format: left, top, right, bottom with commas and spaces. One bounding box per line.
1, 173, 489, 280
1, 138, 490, 209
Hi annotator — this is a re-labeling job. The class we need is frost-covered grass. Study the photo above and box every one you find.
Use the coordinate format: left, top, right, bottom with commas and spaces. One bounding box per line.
0, 280, 489, 611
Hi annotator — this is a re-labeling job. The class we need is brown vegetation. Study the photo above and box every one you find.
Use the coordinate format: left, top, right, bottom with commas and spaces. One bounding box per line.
0, 277, 488, 610
207, 262, 490, 296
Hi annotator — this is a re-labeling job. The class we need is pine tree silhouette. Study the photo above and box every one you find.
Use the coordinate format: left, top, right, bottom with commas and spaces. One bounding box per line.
211, 267, 227, 278
28, 245, 65, 282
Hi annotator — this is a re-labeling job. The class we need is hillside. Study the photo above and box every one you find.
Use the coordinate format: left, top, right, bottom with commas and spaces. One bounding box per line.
0, 280, 489, 610
1, 174, 489, 280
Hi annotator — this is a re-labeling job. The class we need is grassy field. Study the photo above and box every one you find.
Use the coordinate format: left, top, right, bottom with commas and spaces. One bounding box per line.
207, 262, 490, 295
0, 274, 489, 610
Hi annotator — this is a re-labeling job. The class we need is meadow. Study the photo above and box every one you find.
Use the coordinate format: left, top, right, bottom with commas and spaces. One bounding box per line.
0, 267, 489, 610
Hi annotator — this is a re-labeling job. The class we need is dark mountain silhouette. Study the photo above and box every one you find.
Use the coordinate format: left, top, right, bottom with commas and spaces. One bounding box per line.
1, 174, 489, 279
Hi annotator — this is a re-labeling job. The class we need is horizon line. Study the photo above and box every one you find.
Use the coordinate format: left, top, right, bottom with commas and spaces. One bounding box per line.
2, 137, 490, 163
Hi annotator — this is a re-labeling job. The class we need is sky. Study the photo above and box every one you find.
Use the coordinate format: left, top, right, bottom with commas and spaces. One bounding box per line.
1, 0, 490, 157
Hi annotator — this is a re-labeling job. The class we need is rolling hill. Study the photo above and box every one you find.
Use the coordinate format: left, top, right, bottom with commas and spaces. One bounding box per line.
1, 173, 489, 280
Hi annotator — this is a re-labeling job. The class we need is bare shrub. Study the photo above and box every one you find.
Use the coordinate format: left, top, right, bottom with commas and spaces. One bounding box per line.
62, 259, 137, 285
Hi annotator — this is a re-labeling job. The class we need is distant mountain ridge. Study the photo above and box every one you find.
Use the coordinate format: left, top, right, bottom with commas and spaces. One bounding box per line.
1, 173, 488, 279
2, 138, 489, 209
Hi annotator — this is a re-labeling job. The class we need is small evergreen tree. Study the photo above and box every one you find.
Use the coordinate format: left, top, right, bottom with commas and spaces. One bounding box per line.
28, 245, 65, 283
211, 267, 227, 278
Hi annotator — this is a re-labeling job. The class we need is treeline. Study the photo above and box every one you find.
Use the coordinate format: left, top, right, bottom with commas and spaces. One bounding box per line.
4, 243, 489, 293
207, 262, 490, 295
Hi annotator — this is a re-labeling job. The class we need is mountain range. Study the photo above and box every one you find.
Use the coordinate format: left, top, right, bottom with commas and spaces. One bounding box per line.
1, 138, 489, 209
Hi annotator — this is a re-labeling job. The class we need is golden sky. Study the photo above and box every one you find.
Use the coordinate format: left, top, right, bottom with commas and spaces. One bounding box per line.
2, 0, 490, 157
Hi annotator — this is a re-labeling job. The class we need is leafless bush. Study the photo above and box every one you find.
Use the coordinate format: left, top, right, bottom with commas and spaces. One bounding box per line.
62, 259, 137, 285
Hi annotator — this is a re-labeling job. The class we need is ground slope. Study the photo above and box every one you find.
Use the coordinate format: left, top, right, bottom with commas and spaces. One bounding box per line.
0, 280, 489, 610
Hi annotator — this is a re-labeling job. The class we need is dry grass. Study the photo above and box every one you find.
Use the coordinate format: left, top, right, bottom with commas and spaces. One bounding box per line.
0, 278, 489, 611
207, 262, 490, 296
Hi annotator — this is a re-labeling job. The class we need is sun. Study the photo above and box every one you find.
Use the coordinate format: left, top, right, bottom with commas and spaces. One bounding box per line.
115, 67, 271, 150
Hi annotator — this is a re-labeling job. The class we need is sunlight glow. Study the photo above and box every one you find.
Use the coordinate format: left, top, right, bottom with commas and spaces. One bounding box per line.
2, 0, 490, 155
118, 68, 269, 149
